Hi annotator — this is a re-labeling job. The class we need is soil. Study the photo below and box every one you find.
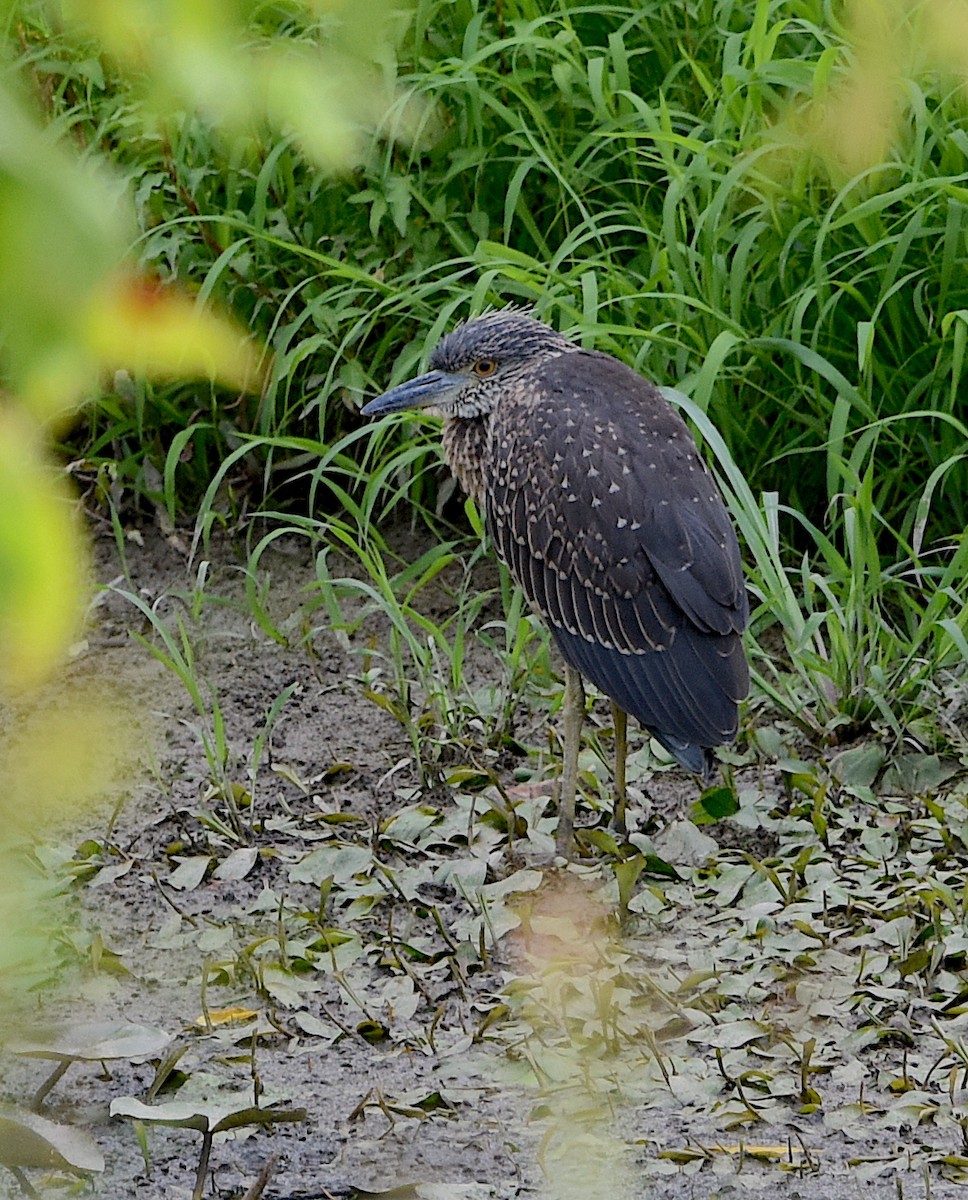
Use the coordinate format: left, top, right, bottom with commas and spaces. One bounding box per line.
0, 519, 958, 1199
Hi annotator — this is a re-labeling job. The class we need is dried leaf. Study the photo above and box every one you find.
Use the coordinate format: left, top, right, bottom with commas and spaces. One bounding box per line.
166, 856, 212, 891
213, 847, 259, 881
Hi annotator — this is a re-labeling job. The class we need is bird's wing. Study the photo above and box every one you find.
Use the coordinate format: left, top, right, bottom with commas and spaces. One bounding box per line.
485, 350, 748, 747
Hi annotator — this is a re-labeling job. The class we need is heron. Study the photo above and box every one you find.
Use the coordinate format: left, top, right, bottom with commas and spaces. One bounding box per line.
362, 310, 749, 856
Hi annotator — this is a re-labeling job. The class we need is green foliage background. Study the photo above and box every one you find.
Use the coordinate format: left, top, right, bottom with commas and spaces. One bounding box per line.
26, 2, 964, 516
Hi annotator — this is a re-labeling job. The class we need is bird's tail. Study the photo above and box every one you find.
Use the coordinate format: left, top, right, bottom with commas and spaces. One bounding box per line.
653, 732, 715, 783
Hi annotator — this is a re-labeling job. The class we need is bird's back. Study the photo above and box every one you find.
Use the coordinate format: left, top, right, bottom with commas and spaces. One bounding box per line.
485, 348, 749, 771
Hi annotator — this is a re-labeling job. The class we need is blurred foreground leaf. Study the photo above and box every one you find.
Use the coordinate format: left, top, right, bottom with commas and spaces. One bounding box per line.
47, 0, 434, 169
82, 273, 265, 395
0, 850, 66, 1028
765, 0, 968, 179
0, 86, 127, 425
0, 79, 267, 691
0, 411, 85, 692
0, 81, 267, 423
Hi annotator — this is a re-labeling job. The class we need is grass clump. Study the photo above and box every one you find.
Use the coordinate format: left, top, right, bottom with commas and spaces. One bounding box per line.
13, 1, 961, 524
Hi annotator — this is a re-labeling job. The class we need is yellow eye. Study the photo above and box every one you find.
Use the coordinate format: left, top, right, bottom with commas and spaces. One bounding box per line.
472, 358, 497, 377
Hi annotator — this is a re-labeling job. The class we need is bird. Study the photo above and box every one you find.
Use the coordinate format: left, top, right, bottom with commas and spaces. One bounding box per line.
361, 309, 749, 856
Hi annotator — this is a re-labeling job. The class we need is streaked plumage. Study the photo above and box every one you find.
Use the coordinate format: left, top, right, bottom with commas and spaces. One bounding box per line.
362, 310, 749, 852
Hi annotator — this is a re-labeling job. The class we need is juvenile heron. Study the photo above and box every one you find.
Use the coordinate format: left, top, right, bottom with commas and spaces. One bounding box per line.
362, 310, 749, 856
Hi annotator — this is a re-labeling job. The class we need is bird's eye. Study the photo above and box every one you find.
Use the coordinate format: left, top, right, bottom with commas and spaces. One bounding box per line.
472, 358, 497, 377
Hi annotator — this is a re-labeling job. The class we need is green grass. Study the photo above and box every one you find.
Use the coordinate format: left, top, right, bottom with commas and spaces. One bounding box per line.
22, 2, 961, 515
668, 388, 968, 747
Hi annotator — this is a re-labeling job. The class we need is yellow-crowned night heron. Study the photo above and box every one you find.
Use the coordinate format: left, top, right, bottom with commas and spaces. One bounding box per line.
362, 310, 749, 856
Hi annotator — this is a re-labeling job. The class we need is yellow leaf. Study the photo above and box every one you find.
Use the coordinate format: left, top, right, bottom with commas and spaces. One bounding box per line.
193, 1007, 259, 1028
716, 1144, 808, 1160
657, 1148, 707, 1163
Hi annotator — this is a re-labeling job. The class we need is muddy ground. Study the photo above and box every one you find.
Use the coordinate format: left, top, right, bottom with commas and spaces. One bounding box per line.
0, 519, 963, 1199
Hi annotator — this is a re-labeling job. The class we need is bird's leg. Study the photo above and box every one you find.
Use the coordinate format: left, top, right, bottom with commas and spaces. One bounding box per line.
555, 666, 585, 858
612, 703, 628, 836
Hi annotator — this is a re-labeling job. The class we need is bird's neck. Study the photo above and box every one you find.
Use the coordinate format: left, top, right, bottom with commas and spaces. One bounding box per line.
441, 415, 490, 506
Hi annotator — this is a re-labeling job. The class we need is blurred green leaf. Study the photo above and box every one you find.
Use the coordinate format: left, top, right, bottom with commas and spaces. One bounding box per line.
0, 413, 85, 691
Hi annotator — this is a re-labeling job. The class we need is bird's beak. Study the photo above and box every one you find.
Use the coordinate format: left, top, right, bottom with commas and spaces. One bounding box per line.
361, 369, 463, 416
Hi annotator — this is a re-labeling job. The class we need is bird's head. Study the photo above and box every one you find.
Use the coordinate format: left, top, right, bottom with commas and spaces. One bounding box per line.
361, 310, 575, 421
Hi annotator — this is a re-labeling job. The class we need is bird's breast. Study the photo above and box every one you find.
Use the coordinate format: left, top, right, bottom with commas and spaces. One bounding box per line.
441, 416, 491, 506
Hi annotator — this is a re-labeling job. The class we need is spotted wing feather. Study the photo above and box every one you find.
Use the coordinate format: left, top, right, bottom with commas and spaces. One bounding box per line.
486, 350, 748, 763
